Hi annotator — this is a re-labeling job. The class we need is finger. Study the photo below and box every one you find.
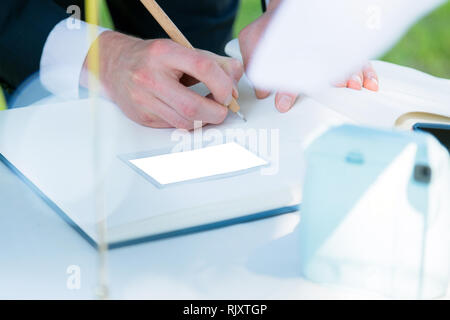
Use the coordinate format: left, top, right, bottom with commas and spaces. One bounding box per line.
275, 92, 298, 113
218, 57, 243, 99
153, 79, 228, 125
238, 16, 271, 72
124, 104, 172, 128
346, 71, 363, 90
238, 25, 271, 100
200, 50, 244, 83
180, 54, 243, 99
118, 95, 170, 128
362, 63, 379, 91
165, 46, 235, 107
143, 96, 196, 130
213, 56, 242, 99
131, 91, 196, 130
135, 110, 172, 128
334, 80, 348, 88
255, 88, 272, 99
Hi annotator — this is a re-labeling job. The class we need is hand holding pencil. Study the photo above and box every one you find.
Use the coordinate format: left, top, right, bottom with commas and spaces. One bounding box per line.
139, 0, 246, 121
79, 1, 244, 129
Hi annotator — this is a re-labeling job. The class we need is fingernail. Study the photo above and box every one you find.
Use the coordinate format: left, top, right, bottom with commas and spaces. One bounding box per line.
351, 74, 362, 85
224, 94, 233, 107
369, 77, 378, 86
278, 95, 293, 112
232, 83, 239, 100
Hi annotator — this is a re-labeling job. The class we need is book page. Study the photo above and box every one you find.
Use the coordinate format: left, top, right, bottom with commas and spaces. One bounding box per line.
311, 60, 450, 128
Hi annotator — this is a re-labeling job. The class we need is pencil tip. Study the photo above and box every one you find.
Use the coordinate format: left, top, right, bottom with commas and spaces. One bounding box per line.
237, 111, 247, 122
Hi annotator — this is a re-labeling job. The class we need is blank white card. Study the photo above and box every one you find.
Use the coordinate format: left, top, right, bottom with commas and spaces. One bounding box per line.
129, 142, 268, 186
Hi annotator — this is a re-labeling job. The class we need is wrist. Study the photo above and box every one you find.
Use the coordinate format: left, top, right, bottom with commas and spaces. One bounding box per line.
80, 31, 140, 96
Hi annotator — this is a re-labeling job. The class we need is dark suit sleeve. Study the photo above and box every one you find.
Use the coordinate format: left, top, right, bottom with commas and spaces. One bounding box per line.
0, 0, 69, 89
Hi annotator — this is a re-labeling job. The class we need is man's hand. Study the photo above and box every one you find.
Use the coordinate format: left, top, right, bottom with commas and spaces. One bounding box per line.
238, 0, 379, 113
80, 31, 243, 129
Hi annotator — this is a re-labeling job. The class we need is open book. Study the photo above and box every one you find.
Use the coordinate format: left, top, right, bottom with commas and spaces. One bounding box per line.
313, 60, 450, 129
0, 77, 346, 248
0, 55, 448, 248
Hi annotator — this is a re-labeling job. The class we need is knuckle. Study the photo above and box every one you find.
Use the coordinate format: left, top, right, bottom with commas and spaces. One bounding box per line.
147, 39, 171, 56
180, 103, 198, 119
195, 56, 216, 74
131, 70, 147, 86
129, 90, 145, 106
137, 112, 157, 127
145, 75, 159, 91
132, 70, 159, 91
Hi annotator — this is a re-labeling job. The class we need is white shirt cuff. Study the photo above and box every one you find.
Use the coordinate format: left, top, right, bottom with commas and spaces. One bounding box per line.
40, 18, 109, 99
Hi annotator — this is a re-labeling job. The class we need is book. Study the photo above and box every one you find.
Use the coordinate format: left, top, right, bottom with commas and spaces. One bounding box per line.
313, 60, 450, 129
0, 78, 346, 248
0, 58, 448, 248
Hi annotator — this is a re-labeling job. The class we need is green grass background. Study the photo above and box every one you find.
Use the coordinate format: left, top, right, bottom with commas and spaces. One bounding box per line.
233, 0, 450, 79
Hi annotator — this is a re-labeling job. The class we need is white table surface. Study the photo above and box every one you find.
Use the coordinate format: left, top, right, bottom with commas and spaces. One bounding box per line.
1, 92, 449, 300
1, 156, 392, 300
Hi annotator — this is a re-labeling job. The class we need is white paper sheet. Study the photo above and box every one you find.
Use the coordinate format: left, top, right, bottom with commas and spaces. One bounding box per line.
248, 0, 445, 95
129, 143, 268, 186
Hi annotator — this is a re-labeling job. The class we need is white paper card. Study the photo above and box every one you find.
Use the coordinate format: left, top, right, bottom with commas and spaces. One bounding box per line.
129, 142, 268, 186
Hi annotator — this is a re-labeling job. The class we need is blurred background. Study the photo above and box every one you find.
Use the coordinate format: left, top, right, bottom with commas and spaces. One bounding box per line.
233, 0, 450, 79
